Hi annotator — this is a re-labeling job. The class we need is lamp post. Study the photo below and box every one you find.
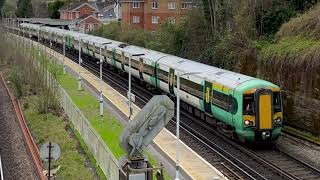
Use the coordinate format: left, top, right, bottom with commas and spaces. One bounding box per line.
49, 31, 53, 59
63, 35, 66, 74
78, 36, 84, 91
127, 53, 144, 120
37, 29, 40, 56
98, 42, 111, 117
175, 71, 200, 180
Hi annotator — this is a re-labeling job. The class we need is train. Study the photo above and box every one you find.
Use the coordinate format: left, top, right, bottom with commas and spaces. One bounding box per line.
16, 23, 283, 143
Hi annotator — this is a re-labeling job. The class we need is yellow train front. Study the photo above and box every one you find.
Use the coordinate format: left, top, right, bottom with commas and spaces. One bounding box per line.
234, 82, 283, 143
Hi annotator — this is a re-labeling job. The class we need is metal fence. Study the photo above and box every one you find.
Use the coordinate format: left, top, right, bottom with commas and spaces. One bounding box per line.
37, 60, 120, 180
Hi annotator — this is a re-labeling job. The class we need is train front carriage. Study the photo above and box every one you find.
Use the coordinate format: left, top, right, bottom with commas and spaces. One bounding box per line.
235, 80, 283, 143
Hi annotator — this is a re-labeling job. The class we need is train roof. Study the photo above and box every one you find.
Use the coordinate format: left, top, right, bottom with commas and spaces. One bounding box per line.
122, 45, 169, 63
20, 23, 275, 90
157, 56, 256, 89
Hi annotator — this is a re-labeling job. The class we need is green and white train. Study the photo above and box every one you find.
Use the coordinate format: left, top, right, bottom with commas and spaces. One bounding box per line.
19, 23, 283, 143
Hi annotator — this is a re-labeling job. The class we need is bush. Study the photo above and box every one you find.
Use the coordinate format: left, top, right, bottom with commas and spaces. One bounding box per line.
276, 2, 320, 40
48, 0, 65, 19
261, 0, 296, 35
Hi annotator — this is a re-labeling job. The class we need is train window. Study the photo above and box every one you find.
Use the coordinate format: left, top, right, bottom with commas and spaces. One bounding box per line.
212, 90, 230, 111
230, 96, 238, 114
132, 59, 139, 69
158, 69, 168, 83
144, 64, 153, 76
180, 78, 203, 98
273, 92, 282, 112
243, 94, 254, 115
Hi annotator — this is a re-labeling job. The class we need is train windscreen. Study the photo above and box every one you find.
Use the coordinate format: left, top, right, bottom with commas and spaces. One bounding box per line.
243, 94, 254, 115
273, 92, 282, 112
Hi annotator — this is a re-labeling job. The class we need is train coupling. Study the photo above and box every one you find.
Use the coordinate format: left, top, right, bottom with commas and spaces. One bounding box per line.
261, 131, 271, 140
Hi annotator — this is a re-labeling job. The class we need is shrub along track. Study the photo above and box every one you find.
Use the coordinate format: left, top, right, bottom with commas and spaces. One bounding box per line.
32, 35, 320, 180
0, 73, 45, 180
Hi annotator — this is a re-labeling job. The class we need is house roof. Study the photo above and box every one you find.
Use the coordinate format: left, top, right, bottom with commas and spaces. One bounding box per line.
76, 14, 102, 24
118, 0, 144, 2
59, 1, 115, 12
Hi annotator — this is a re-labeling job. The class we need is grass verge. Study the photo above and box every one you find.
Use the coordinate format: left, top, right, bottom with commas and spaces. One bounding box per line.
21, 95, 98, 179
283, 126, 320, 145
36, 49, 171, 179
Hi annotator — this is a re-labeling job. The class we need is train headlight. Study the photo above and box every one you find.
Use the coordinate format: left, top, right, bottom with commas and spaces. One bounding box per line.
273, 117, 282, 124
244, 120, 250, 125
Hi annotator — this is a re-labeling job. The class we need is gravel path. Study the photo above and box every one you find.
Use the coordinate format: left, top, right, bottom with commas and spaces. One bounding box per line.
0, 79, 40, 180
276, 134, 320, 170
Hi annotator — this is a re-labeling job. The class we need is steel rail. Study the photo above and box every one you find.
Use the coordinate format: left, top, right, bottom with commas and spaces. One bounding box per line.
0, 156, 3, 180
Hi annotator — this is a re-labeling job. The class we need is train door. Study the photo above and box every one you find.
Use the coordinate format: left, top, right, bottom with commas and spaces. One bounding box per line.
138, 58, 144, 80
203, 81, 212, 114
121, 52, 125, 70
151, 62, 159, 87
168, 68, 175, 94
111, 48, 116, 66
255, 89, 273, 130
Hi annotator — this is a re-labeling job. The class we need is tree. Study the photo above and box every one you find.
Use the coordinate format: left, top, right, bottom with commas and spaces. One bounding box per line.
16, 0, 34, 18
48, 0, 65, 19
1, 0, 16, 17
32, 0, 49, 18
0, 0, 5, 18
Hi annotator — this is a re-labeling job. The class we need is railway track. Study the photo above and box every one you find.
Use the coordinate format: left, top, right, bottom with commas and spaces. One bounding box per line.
0, 73, 44, 180
0, 156, 3, 180
34, 36, 320, 180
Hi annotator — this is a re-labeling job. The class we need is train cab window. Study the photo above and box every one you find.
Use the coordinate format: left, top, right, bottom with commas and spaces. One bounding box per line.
243, 94, 254, 115
230, 96, 238, 114
273, 92, 282, 112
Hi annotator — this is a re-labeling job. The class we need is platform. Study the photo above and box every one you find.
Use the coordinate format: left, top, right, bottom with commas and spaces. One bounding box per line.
28, 38, 226, 180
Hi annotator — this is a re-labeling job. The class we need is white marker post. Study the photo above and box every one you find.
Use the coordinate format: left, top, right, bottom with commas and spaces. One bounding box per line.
175, 72, 200, 180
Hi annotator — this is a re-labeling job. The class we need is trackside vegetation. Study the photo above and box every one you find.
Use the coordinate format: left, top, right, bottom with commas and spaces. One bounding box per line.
257, 3, 320, 136
0, 32, 99, 179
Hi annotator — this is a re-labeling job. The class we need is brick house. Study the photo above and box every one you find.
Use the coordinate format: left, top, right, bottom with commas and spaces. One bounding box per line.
59, 1, 119, 32
119, 0, 199, 31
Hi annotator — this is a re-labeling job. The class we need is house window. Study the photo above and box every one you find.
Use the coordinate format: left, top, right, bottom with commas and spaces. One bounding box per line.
132, 16, 140, 23
133, 2, 140, 8
169, 17, 176, 24
89, 24, 94, 31
181, 3, 187, 9
98, 13, 103, 18
168, 2, 176, 9
152, 16, 159, 24
152, 2, 158, 9
76, 12, 79, 18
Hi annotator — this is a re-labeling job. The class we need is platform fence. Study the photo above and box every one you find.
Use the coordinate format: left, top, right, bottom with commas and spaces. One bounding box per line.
34, 55, 121, 180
